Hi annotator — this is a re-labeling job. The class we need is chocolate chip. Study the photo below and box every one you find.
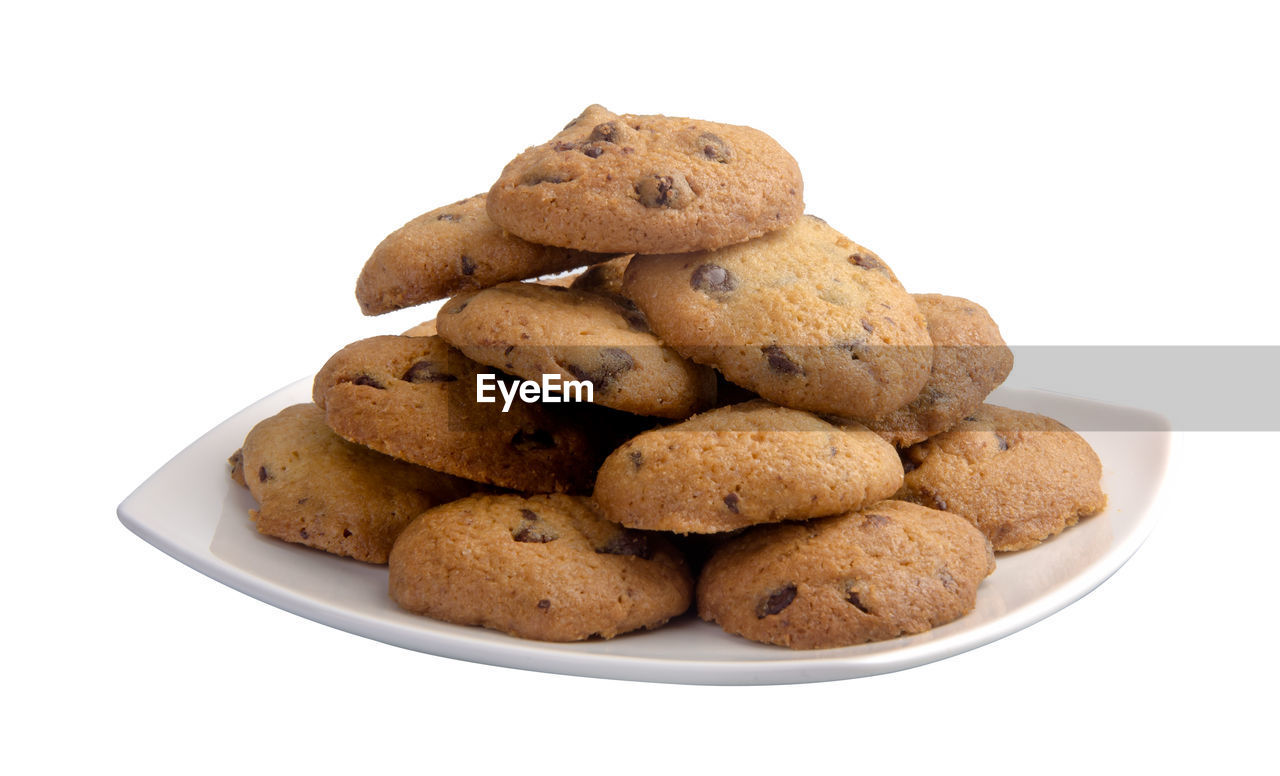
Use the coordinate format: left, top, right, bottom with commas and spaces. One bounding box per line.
447, 300, 468, 314
258, 465, 269, 483
342, 529, 352, 538
352, 374, 385, 389
849, 252, 887, 272
512, 509, 558, 543
919, 487, 948, 512
299, 528, 309, 539
864, 513, 891, 527
588, 121, 620, 143
994, 433, 1009, 451
611, 296, 649, 331
836, 340, 868, 361
629, 450, 644, 471
698, 132, 732, 163
723, 492, 740, 513
689, 263, 738, 296
635, 173, 689, 208
510, 527, 543, 543
845, 587, 870, 613
436, 213, 461, 222
511, 429, 556, 450
460, 255, 476, 276
537, 599, 551, 610
552, 141, 577, 152
938, 569, 957, 591
562, 347, 635, 391
757, 584, 797, 618
581, 143, 606, 158
597, 531, 653, 559
963, 415, 979, 422
861, 319, 874, 333
402, 361, 457, 384
763, 345, 804, 376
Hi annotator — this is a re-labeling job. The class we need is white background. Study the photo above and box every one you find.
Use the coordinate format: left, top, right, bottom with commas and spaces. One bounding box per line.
3, 2, 1277, 773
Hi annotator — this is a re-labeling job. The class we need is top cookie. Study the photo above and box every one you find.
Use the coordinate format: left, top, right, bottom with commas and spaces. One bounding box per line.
355, 193, 614, 315
623, 215, 933, 421
486, 105, 804, 254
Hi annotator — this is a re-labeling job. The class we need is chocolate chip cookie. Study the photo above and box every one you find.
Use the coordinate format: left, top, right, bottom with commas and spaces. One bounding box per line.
623, 215, 933, 420
592, 400, 903, 534
436, 282, 716, 418
487, 105, 804, 254
232, 404, 476, 563
865, 294, 1014, 446
355, 193, 615, 315
897, 404, 1107, 551
697, 500, 995, 649
389, 493, 693, 641
570, 255, 632, 296
313, 334, 600, 493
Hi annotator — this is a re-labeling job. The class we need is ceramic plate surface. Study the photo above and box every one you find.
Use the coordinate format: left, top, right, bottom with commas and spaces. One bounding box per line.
119, 381, 1169, 685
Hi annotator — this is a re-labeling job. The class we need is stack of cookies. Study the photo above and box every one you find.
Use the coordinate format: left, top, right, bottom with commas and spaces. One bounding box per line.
230, 105, 1107, 649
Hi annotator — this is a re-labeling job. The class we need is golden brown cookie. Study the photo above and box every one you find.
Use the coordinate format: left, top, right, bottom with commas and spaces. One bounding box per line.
487, 105, 804, 254
355, 193, 615, 315
897, 404, 1107, 551
436, 282, 716, 418
313, 334, 600, 493
623, 215, 933, 421
865, 294, 1014, 446
233, 404, 476, 563
401, 318, 437, 337
697, 500, 995, 649
570, 255, 632, 296
389, 493, 693, 641
592, 400, 903, 534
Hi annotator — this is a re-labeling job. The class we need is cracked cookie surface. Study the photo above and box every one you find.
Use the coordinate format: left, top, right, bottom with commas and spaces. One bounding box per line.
487, 105, 804, 254
697, 499, 995, 649
389, 493, 693, 641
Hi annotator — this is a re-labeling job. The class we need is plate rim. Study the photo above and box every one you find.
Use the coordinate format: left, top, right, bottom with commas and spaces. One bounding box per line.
118, 381, 1170, 685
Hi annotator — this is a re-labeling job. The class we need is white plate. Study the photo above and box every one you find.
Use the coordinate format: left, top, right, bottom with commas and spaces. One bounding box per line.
118, 382, 1169, 685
